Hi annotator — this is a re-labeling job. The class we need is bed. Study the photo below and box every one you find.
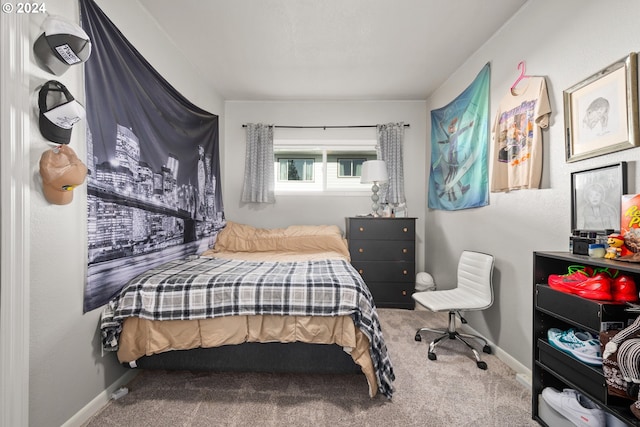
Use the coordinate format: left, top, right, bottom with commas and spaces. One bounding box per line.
100, 221, 395, 398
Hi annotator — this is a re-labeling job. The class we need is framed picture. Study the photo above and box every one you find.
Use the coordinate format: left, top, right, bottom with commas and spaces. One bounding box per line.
564, 52, 639, 162
571, 162, 627, 232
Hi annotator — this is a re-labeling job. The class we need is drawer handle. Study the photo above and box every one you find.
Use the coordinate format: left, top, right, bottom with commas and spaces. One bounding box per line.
402, 227, 408, 233
402, 290, 407, 296
359, 227, 365, 232
358, 269, 364, 274
358, 248, 364, 253
402, 248, 408, 254
402, 270, 408, 275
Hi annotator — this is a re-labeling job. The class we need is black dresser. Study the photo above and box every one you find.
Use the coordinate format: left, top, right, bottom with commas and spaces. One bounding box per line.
345, 217, 416, 309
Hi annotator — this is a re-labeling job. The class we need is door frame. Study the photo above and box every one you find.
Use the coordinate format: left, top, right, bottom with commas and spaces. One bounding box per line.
1, 11, 31, 427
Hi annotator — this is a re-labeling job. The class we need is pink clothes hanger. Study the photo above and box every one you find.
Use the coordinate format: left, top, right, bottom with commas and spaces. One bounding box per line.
511, 61, 531, 90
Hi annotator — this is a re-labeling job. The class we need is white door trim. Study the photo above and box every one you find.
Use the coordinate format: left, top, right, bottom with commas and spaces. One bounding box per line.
0, 11, 31, 427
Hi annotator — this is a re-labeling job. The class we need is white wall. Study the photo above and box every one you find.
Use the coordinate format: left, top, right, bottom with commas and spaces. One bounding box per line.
425, 0, 640, 370
224, 100, 427, 273
25, 1, 224, 426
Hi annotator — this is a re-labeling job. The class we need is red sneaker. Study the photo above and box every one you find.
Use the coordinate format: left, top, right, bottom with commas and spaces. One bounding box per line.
548, 266, 593, 293
612, 275, 638, 302
573, 276, 613, 301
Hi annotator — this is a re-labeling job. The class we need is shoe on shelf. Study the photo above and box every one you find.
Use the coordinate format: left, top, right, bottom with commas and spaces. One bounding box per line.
612, 275, 639, 302
541, 387, 606, 427
572, 275, 613, 301
547, 328, 602, 366
548, 265, 593, 293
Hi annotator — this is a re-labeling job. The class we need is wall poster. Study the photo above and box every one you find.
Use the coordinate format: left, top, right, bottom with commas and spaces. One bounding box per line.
81, 0, 225, 312
428, 63, 490, 211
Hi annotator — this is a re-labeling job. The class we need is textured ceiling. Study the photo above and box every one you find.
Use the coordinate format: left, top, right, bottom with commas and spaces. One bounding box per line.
138, 0, 527, 101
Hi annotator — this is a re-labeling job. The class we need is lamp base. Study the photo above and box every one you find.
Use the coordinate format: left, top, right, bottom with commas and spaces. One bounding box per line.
371, 182, 380, 216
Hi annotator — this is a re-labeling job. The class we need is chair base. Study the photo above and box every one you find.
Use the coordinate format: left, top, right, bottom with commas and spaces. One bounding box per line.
414, 310, 491, 370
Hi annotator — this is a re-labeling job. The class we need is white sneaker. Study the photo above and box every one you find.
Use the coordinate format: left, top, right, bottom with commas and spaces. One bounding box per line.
547, 328, 602, 366
541, 387, 606, 427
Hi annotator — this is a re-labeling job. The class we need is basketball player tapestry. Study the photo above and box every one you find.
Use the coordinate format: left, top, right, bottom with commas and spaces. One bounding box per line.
428, 63, 490, 211
80, 0, 225, 312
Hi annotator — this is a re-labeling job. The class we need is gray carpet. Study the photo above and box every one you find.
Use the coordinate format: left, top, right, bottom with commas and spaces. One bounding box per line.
83, 308, 536, 426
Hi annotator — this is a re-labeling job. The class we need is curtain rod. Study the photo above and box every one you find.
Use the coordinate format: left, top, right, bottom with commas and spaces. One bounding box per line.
242, 124, 410, 129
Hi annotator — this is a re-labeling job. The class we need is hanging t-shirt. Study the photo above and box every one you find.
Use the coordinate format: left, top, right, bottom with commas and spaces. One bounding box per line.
490, 77, 551, 192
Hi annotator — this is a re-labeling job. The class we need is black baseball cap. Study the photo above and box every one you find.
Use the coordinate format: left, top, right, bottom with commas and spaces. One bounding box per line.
38, 80, 85, 144
33, 15, 92, 76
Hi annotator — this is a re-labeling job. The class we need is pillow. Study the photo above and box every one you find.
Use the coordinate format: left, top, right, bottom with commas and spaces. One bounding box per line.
213, 221, 349, 256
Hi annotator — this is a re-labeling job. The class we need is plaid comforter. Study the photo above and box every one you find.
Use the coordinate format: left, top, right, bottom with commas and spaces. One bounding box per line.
101, 256, 395, 398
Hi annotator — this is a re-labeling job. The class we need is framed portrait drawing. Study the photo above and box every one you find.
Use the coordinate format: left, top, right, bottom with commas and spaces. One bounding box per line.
564, 52, 639, 162
571, 162, 627, 232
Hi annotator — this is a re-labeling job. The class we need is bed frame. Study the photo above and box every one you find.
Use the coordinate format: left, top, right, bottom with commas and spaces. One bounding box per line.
128, 342, 363, 374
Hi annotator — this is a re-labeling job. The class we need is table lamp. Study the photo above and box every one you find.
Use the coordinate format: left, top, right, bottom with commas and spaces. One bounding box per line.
360, 160, 388, 216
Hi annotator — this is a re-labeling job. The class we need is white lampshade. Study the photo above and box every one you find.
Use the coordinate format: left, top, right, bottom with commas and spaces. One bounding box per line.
360, 160, 388, 184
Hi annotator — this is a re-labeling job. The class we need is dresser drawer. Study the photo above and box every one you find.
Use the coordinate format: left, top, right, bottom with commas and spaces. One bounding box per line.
347, 218, 415, 240
349, 240, 414, 261
352, 261, 414, 282
365, 282, 414, 307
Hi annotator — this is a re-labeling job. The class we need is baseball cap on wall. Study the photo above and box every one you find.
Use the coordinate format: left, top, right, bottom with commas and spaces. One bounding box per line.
39, 145, 88, 205
33, 15, 92, 76
38, 80, 85, 144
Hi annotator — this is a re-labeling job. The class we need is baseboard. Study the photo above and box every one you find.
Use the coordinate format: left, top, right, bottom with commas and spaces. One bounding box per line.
516, 372, 532, 388
61, 370, 138, 427
460, 323, 532, 388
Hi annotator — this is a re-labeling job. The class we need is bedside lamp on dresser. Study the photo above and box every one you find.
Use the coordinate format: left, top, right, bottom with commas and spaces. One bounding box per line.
360, 160, 388, 217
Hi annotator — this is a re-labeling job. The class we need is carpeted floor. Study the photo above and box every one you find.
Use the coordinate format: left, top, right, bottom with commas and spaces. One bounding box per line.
83, 308, 537, 426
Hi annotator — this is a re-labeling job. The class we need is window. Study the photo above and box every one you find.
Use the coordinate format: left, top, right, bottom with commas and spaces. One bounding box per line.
274, 140, 377, 194
278, 158, 314, 181
338, 158, 365, 178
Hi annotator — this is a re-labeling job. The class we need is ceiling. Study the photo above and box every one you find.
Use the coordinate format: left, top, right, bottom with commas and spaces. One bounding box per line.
138, 0, 527, 101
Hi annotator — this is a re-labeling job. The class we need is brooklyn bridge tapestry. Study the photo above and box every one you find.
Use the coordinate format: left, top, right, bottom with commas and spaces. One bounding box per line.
80, 0, 225, 312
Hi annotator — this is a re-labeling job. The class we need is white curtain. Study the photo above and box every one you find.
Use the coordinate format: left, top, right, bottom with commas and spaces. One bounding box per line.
377, 122, 406, 205
241, 123, 275, 203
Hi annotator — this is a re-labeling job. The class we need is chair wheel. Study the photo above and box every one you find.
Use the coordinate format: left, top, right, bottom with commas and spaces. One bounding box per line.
477, 361, 487, 370
482, 345, 491, 354
414, 333, 422, 342
428, 352, 437, 361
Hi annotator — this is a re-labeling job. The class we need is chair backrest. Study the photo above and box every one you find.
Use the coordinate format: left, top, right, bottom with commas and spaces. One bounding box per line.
457, 250, 494, 309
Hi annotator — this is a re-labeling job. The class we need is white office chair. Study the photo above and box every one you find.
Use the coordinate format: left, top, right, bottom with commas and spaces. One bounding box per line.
413, 250, 495, 369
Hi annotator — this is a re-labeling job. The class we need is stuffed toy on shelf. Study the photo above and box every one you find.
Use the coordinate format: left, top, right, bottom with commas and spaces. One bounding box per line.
603, 315, 640, 419
605, 233, 625, 259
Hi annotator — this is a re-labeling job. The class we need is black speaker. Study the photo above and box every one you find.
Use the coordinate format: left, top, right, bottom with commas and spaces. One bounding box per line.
571, 236, 596, 255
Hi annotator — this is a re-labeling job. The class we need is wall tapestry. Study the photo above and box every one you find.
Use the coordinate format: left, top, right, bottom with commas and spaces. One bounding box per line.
80, 0, 225, 312
428, 63, 490, 211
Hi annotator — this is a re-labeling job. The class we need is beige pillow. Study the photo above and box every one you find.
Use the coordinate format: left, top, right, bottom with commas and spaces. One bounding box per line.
213, 221, 349, 256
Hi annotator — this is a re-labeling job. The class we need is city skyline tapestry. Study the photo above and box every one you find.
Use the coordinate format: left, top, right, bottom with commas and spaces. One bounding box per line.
428, 63, 490, 211
80, 0, 225, 312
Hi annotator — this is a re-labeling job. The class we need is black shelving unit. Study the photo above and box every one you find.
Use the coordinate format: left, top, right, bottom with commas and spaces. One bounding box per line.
533, 251, 640, 426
